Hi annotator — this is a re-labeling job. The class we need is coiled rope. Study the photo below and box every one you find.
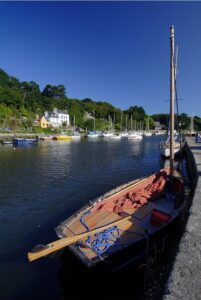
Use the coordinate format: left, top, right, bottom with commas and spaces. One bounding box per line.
77, 211, 145, 256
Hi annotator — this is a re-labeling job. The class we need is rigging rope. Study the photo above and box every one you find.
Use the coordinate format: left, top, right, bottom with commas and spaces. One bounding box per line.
77, 212, 145, 256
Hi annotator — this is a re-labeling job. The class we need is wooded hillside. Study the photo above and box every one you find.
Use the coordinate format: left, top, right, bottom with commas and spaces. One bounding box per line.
0, 68, 200, 132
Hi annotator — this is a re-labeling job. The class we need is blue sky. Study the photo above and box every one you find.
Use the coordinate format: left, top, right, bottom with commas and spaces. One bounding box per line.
0, 1, 201, 115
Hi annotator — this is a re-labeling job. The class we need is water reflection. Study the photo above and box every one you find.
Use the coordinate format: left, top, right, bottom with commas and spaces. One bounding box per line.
0, 135, 166, 300
58, 249, 144, 300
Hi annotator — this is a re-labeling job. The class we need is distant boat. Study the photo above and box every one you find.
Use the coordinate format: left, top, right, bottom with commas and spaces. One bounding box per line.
109, 134, 121, 140
53, 135, 72, 141
144, 132, 152, 137
101, 132, 114, 138
143, 116, 152, 136
119, 131, 129, 138
87, 110, 100, 138
87, 131, 100, 138
70, 132, 81, 139
127, 132, 143, 140
12, 138, 38, 146
154, 131, 165, 135
1, 140, 13, 145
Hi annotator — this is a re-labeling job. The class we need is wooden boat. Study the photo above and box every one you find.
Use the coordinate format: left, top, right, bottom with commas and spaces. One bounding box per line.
27, 26, 185, 268
53, 135, 72, 141
28, 167, 184, 266
12, 138, 38, 146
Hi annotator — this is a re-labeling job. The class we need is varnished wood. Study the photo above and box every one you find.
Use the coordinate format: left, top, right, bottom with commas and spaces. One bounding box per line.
28, 216, 132, 262
67, 210, 122, 234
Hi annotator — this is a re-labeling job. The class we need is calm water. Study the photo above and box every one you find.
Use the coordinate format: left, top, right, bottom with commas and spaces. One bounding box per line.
0, 136, 165, 300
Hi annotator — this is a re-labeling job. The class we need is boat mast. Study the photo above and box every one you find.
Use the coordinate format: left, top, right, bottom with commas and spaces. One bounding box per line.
73, 115, 75, 131
120, 112, 123, 131
93, 110, 95, 132
190, 113, 194, 135
170, 25, 175, 173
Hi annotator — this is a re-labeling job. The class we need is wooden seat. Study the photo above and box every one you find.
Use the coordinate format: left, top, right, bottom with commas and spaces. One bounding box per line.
62, 210, 144, 261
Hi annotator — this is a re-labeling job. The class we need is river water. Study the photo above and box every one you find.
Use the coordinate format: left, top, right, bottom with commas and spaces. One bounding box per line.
0, 135, 167, 300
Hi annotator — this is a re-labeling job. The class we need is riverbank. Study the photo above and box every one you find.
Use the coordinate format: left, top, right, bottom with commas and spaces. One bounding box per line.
0, 133, 39, 140
163, 136, 201, 299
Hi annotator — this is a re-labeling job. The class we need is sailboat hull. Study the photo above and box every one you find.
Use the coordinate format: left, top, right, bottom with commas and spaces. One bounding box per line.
160, 147, 181, 158
160, 141, 183, 158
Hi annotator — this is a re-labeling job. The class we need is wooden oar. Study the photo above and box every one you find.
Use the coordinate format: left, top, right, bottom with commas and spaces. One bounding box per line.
28, 215, 132, 262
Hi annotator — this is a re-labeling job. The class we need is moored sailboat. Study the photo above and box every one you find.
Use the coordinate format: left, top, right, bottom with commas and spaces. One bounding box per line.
143, 116, 152, 136
28, 26, 185, 269
160, 133, 183, 158
86, 111, 100, 138
160, 42, 184, 158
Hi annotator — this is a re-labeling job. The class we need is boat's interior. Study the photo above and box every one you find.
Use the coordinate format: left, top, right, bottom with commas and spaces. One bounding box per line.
58, 169, 183, 266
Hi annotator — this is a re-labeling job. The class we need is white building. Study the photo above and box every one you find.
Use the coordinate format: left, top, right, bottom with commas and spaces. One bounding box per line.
44, 108, 70, 128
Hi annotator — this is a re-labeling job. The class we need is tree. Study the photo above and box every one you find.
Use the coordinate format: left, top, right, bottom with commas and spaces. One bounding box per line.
178, 113, 190, 130
42, 84, 66, 99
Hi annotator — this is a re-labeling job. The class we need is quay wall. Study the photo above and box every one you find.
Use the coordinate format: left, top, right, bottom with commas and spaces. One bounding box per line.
163, 137, 201, 299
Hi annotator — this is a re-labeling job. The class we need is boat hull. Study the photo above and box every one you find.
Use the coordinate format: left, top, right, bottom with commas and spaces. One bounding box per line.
55, 169, 184, 268
53, 136, 72, 140
12, 138, 38, 146
160, 147, 181, 158
1, 140, 13, 145
160, 141, 184, 158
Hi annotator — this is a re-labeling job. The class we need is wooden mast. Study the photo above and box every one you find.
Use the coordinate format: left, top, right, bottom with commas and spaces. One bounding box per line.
170, 25, 175, 173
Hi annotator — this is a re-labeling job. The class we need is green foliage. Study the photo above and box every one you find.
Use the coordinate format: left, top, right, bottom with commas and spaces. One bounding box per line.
194, 116, 201, 131
42, 84, 66, 99
1, 68, 200, 133
32, 126, 58, 134
178, 113, 190, 130
0, 104, 13, 128
151, 114, 169, 127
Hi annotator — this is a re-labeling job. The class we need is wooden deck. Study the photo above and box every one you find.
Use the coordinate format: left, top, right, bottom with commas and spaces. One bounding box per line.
61, 209, 145, 261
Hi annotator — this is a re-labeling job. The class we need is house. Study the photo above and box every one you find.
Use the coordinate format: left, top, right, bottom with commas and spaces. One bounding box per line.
44, 108, 70, 128
39, 116, 51, 128
154, 121, 165, 130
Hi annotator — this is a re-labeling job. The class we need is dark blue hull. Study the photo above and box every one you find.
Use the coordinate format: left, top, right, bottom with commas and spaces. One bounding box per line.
12, 138, 38, 146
